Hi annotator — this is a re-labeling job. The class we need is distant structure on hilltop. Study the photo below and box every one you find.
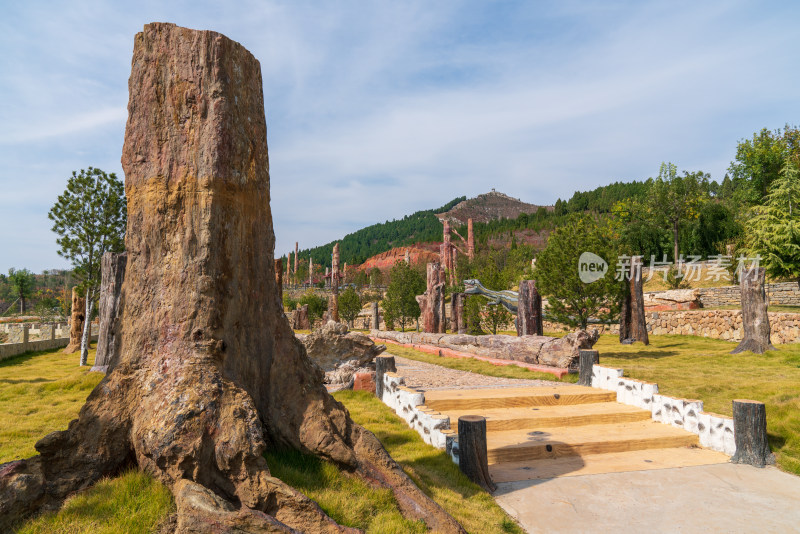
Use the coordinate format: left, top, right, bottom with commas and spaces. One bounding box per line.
435, 190, 553, 225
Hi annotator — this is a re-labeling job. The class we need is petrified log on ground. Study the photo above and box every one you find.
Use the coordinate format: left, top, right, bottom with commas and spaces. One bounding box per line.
92, 252, 127, 372
298, 322, 386, 386
731, 267, 774, 354
517, 280, 542, 336
416, 262, 446, 333
619, 259, 649, 345
62, 288, 85, 354
0, 23, 464, 534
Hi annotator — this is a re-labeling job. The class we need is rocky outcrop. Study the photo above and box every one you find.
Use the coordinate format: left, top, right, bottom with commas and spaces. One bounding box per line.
372, 329, 598, 370
0, 23, 463, 534
643, 288, 701, 311
298, 321, 386, 387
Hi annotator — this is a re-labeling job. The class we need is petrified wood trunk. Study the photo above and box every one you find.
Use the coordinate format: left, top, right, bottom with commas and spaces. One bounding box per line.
371, 301, 380, 331
330, 243, 340, 322
730, 400, 774, 467
517, 280, 543, 336
416, 262, 446, 333
453, 293, 466, 334
457, 416, 496, 492
62, 287, 85, 354
731, 267, 774, 354
291, 304, 310, 330
92, 252, 127, 372
0, 23, 463, 534
577, 349, 599, 387
619, 260, 649, 345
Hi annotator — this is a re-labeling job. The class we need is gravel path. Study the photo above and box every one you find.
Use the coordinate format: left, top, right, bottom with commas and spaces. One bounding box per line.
391, 354, 571, 391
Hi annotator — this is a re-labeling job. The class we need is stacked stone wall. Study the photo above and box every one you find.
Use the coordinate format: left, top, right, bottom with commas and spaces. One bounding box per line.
697, 281, 800, 308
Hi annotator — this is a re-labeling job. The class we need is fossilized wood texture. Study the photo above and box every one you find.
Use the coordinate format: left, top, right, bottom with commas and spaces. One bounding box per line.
416, 262, 446, 333
292, 304, 310, 330
0, 23, 463, 534
275, 258, 283, 289
731, 268, 774, 354
619, 263, 649, 345
93, 252, 127, 372
63, 288, 85, 354
330, 244, 340, 322
517, 280, 542, 336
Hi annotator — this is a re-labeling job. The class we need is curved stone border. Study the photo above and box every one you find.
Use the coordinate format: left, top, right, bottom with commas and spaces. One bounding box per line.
591, 365, 735, 455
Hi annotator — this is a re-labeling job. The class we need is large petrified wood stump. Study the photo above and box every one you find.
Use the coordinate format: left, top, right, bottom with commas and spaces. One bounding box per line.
92, 252, 127, 372
457, 416, 496, 492
730, 399, 774, 467
0, 23, 463, 534
731, 267, 774, 354
62, 287, 85, 354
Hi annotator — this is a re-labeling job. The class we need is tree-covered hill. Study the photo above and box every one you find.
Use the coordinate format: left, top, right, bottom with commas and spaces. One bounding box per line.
293, 197, 466, 268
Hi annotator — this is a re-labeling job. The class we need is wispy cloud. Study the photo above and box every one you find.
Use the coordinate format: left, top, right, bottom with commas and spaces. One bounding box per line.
0, 0, 798, 272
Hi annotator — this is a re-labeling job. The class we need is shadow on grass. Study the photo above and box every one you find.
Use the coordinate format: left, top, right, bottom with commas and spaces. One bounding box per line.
599, 350, 679, 360
0, 377, 52, 384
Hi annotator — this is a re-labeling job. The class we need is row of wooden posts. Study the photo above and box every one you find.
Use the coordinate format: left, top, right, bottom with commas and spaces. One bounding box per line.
374, 351, 773, 493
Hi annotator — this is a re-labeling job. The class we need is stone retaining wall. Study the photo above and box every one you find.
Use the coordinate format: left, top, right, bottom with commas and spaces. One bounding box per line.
546, 310, 800, 344
0, 324, 100, 362
591, 365, 736, 455
697, 281, 800, 307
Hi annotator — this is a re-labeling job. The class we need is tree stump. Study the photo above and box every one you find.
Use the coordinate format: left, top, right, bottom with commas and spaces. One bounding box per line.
375, 355, 396, 399
457, 416, 496, 492
731, 267, 774, 354
619, 258, 648, 345
730, 400, 774, 467
93, 252, 127, 372
292, 304, 310, 330
517, 280, 543, 336
62, 287, 85, 354
577, 349, 599, 387
0, 23, 464, 534
371, 301, 380, 331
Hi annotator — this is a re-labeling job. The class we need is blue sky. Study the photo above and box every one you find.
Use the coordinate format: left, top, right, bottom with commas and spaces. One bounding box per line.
1, 1, 798, 273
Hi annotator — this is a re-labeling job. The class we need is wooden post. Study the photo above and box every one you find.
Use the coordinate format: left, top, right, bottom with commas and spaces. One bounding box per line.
731, 267, 774, 354
517, 280, 543, 336
578, 349, 599, 387
458, 415, 496, 492
455, 293, 466, 334
731, 399, 773, 467
375, 355, 396, 399
22, 325, 29, 352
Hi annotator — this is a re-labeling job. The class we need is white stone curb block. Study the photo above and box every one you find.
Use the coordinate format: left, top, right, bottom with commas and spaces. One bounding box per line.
592, 365, 735, 455
379, 372, 453, 451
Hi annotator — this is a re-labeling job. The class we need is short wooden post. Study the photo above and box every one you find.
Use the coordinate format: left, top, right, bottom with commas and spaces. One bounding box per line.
730, 399, 773, 467
517, 280, 543, 336
578, 350, 599, 387
22, 325, 29, 352
375, 355, 396, 400
458, 415, 496, 492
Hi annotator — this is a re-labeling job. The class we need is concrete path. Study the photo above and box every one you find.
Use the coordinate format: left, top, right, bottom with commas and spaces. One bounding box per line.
495, 462, 800, 533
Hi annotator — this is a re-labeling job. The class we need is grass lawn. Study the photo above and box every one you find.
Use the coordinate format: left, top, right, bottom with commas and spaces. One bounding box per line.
2, 347, 520, 534
594, 334, 800, 475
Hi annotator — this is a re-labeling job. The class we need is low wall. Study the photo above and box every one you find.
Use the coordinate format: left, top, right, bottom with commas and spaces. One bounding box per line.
698, 281, 800, 308
591, 365, 736, 455
546, 310, 800, 344
0, 331, 99, 362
